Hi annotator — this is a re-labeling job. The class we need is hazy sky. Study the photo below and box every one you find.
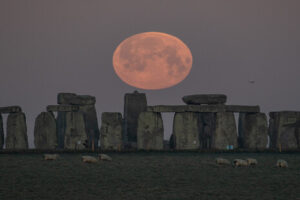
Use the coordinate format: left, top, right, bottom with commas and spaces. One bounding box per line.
1, 0, 300, 148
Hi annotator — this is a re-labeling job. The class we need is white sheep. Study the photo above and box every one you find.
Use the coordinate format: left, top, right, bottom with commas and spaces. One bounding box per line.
215, 157, 231, 165
99, 154, 112, 161
82, 156, 98, 163
43, 154, 59, 161
246, 158, 258, 166
233, 159, 248, 167
276, 159, 288, 168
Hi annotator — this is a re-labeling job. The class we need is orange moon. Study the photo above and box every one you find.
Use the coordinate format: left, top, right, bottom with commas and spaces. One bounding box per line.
112, 32, 193, 90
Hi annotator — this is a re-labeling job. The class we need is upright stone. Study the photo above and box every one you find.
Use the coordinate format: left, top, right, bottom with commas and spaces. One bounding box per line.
172, 112, 200, 150
6, 112, 28, 149
34, 112, 57, 149
269, 111, 300, 150
198, 113, 215, 149
100, 112, 123, 150
124, 91, 147, 144
0, 115, 4, 149
238, 113, 268, 150
137, 112, 163, 150
211, 112, 238, 150
64, 112, 88, 150
79, 105, 100, 149
56, 112, 66, 149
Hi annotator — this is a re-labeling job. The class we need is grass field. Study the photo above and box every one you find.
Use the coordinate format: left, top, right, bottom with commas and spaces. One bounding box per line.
0, 152, 300, 200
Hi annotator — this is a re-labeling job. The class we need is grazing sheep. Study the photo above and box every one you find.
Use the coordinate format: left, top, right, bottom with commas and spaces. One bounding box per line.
44, 154, 59, 161
215, 158, 231, 165
233, 159, 248, 167
82, 156, 98, 163
276, 159, 288, 168
246, 158, 258, 166
99, 154, 112, 161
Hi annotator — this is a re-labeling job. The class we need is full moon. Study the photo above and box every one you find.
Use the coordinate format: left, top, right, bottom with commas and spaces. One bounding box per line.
112, 32, 193, 90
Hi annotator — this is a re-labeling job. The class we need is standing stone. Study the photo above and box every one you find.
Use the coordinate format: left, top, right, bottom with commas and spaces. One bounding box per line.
56, 111, 66, 149
34, 112, 57, 149
64, 112, 87, 150
6, 112, 28, 149
211, 112, 238, 150
198, 113, 215, 149
238, 113, 268, 150
172, 112, 200, 150
100, 112, 123, 150
269, 111, 300, 150
79, 105, 100, 149
0, 115, 4, 149
137, 112, 163, 150
124, 91, 147, 144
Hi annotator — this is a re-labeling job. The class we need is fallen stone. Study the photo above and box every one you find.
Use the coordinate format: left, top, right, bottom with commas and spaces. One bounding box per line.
182, 94, 227, 105
238, 113, 268, 150
100, 112, 123, 151
47, 105, 79, 112
172, 112, 200, 150
99, 154, 112, 161
0, 106, 22, 113
82, 155, 98, 163
0, 115, 3, 149
137, 112, 164, 150
269, 111, 300, 150
58, 93, 96, 105
6, 112, 28, 149
34, 112, 58, 149
64, 112, 88, 150
124, 91, 147, 143
211, 112, 238, 150
79, 105, 100, 149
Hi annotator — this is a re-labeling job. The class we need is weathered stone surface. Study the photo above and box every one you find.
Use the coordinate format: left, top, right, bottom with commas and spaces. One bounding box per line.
225, 105, 260, 113
79, 105, 100, 149
269, 111, 300, 150
100, 112, 123, 150
6, 112, 28, 149
56, 111, 66, 149
47, 105, 79, 112
198, 113, 215, 149
147, 105, 259, 113
0, 115, 4, 149
211, 112, 238, 150
58, 93, 96, 105
238, 113, 268, 150
182, 94, 227, 105
34, 112, 57, 149
64, 112, 88, 150
172, 112, 200, 150
0, 106, 22, 113
124, 91, 147, 143
137, 112, 163, 150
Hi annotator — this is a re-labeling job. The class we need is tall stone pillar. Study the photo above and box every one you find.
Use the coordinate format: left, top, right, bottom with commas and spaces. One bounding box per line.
172, 112, 200, 150
0, 115, 4, 149
211, 112, 238, 150
64, 112, 87, 150
6, 112, 28, 149
238, 113, 268, 150
124, 91, 147, 145
100, 112, 123, 150
56, 111, 67, 149
34, 112, 57, 149
269, 111, 300, 150
137, 112, 163, 150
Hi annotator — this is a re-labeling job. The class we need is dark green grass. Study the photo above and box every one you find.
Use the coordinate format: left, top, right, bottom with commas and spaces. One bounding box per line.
0, 152, 299, 200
